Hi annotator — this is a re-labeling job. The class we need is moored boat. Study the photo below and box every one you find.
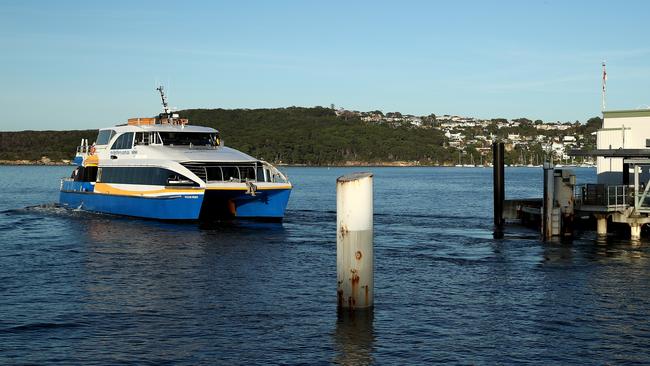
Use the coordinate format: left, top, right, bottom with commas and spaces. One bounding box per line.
59, 87, 292, 220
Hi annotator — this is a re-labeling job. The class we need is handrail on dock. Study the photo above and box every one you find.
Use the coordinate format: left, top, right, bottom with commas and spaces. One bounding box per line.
575, 183, 629, 211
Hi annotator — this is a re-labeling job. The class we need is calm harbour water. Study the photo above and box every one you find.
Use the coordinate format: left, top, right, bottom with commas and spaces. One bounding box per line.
1, 166, 650, 364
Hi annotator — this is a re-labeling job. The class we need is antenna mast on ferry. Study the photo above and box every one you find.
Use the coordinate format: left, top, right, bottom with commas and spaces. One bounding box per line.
156, 86, 170, 115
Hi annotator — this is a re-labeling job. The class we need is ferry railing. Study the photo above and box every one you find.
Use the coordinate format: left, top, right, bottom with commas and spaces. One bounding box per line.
76, 145, 90, 154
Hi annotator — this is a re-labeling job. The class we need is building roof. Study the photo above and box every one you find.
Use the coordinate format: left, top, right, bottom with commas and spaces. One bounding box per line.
603, 109, 650, 119
569, 148, 650, 157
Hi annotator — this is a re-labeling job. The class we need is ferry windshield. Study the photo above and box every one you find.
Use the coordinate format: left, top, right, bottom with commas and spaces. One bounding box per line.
96, 129, 116, 145
158, 132, 220, 146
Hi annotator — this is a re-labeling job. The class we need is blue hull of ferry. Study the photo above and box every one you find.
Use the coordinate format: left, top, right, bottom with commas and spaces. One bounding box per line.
202, 188, 292, 219
59, 191, 204, 220
59, 181, 290, 220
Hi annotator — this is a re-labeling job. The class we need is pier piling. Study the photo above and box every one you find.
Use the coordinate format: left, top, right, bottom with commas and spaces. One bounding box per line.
542, 162, 555, 240
630, 223, 642, 241
337, 172, 374, 311
595, 215, 608, 236
493, 142, 505, 238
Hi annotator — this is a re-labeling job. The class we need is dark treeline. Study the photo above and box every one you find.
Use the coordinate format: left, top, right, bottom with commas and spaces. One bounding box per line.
0, 130, 96, 161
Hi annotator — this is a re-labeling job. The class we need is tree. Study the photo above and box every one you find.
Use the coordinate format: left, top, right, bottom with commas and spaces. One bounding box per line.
584, 116, 602, 132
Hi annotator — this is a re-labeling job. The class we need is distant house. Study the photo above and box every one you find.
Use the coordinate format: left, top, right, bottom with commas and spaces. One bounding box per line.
551, 141, 565, 157
445, 131, 464, 141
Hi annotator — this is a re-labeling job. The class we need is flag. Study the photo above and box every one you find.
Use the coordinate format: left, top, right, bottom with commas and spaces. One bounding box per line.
602, 63, 607, 92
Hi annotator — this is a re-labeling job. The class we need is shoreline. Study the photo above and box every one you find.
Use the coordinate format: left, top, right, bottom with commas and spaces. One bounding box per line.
0, 160, 595, 168
0, 160, 455, 167
0, 160, 70, 166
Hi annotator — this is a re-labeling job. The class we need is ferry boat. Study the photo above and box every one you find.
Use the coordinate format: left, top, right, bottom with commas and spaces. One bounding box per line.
59, 87, 292, 220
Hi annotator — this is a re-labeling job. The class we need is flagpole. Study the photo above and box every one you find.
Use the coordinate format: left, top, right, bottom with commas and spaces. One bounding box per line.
601, 61, 607, 112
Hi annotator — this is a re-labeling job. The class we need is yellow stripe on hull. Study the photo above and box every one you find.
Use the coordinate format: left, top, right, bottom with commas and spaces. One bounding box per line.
205, 185, 293, 191
94, 183, 204, 197
92, 183, 292, 196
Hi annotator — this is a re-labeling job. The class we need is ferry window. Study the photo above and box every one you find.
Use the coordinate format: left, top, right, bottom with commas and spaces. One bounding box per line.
135, 132, 151, 145
152, 132, 162, 145
158, 132, 219, 146
222, 167, 240, 181
206, 167, 223, 181
100, 167, 198, 186
111, 132, 134, 149
240, 166, 256, 181
96, 130, 116, 145
125, 167, 136, 183
256, 166, 265, 182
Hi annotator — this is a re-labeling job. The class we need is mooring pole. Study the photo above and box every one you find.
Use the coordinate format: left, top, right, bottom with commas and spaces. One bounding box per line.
493, 142, 505, 238
542, 162, 555, 240
337, 172, 373, 311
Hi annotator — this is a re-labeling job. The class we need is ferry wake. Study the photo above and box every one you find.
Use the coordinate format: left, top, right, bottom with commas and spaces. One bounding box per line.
59, 87, 291, 220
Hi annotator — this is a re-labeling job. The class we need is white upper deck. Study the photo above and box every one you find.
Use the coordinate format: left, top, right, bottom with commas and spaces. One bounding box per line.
104, 123, 217, 134
91, 117, 257, 165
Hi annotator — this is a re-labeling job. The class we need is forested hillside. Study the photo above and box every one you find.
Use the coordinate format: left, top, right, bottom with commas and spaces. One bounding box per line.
0, 129, 96, 161
179, 107, 448, 164
0, 107, 449, 164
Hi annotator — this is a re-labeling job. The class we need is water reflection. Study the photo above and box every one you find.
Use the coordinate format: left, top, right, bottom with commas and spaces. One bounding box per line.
67, 214, 291, 361
333, 309, 375, 365
584, 234, 648, 262
541, 242, 574, 264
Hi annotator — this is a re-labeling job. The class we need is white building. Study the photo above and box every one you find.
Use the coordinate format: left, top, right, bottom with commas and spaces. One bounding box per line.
597, 109, 650, 184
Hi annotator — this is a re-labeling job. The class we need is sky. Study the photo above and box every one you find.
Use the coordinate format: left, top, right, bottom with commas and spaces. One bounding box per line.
1, 0, 649, 131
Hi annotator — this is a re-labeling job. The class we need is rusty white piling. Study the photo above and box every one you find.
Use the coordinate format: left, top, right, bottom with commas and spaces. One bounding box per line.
337, 172, 373, 311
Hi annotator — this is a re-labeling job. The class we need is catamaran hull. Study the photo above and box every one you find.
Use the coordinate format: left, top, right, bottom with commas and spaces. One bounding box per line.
59, 183, 291, 220
59, 191, 205, 220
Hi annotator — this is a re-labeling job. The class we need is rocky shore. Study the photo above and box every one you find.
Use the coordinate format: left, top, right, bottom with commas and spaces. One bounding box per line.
0, 157, 70, 166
